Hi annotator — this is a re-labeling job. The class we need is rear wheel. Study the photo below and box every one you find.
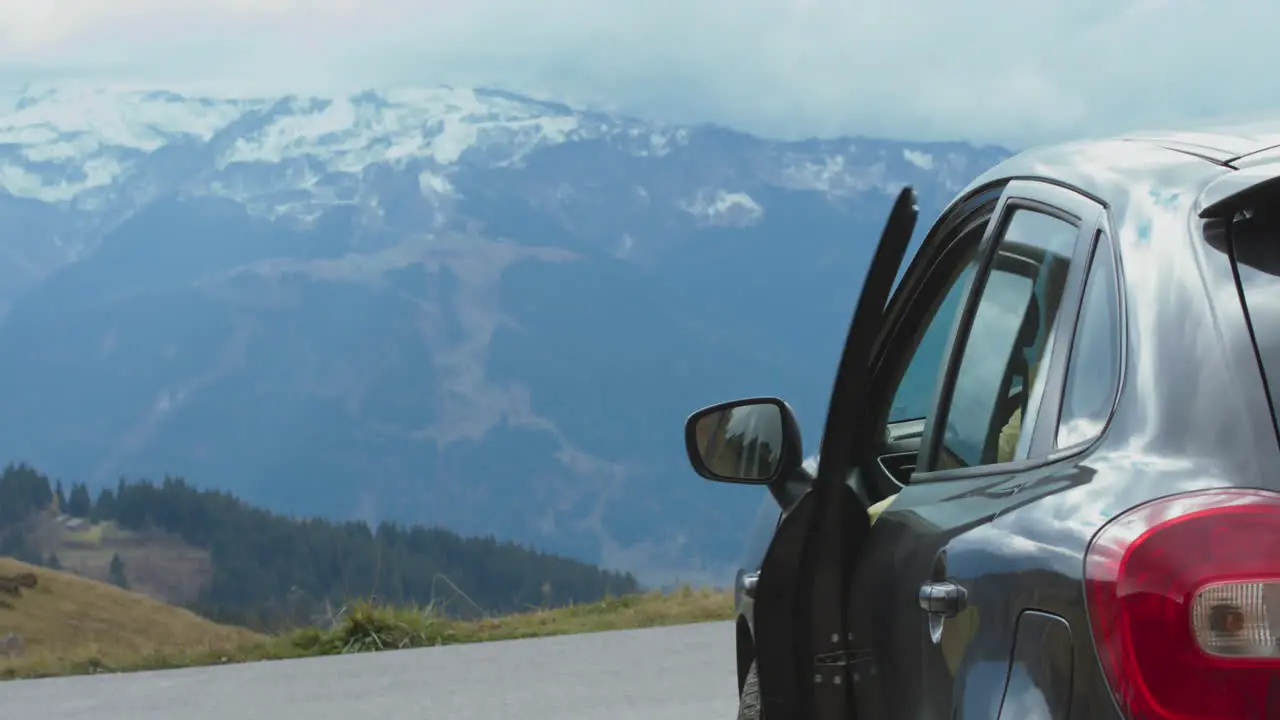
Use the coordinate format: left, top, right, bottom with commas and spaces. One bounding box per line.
737, 660, 762, 720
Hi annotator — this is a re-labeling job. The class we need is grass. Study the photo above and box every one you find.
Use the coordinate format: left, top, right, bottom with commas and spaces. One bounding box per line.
0, 557, 735, 681
0, 556, 260, 679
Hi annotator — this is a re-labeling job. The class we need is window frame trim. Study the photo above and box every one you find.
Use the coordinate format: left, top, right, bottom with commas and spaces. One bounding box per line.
912, 179, 1106, 484
867, 184, 1007, 436
1046, 225, 1126, 459
876, 221, 989, 428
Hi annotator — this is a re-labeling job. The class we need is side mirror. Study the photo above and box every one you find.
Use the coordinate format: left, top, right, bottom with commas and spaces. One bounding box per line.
684, 397, 804, 485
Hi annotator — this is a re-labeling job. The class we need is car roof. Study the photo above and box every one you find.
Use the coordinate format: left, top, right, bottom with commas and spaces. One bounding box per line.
961, 115, 1280, 194
956, 120, 1280, 216
1112, 113, 1280, 163
1117, 123, 1280, 164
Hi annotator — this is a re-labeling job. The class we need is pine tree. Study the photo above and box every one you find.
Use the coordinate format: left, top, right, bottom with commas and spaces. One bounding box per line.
107, 553, 128, 589
54, 481, 67, 514
45, 552, 62, 571
66, 483, 92, 518
91, 488, 117, 522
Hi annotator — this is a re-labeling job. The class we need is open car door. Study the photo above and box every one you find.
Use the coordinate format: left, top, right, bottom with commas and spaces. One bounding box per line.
752, 187, 920, 720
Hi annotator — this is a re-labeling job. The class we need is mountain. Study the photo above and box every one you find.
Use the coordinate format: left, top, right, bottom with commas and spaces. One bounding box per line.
0, 85, 1010, 585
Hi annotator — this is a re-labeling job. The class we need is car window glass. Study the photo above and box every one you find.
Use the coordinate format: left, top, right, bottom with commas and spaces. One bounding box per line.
886, 241, 980, 424
934, 209, 1079, 470
1057, 234, 1120, 448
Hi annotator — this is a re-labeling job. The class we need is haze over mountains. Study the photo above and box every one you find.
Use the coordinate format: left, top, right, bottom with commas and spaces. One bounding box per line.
0, 85, 1009, 584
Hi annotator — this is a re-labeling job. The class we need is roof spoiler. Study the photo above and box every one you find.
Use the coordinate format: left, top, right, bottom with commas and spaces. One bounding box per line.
1198, 164, 1280, 219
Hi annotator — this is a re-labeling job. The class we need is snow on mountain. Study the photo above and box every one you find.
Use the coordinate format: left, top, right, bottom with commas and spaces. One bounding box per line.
0, 86, 679, 207
0, 88, 259, 200
0, 85, 993, 216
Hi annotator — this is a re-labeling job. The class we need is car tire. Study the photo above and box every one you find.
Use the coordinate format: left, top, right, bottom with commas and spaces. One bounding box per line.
738, 660, 762, 720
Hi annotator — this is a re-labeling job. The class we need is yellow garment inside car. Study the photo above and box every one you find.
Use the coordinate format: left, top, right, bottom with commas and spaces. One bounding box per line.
995, 359, 1040, 464
867, 494, 897, 525
996, 407, 1023, 464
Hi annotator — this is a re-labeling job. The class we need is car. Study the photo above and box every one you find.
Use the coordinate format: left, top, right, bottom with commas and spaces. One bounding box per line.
683, 125, 1280, 720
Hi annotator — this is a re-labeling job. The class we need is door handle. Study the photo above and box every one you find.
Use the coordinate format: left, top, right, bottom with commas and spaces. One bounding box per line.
742, 571, 760, 598
918, 581, 967, 618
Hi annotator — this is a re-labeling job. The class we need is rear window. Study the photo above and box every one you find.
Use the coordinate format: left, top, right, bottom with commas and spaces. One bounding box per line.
1229, 208, 1280, 425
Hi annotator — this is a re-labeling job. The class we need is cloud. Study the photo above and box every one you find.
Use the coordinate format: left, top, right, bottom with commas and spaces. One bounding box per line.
2, 0, 1278, 147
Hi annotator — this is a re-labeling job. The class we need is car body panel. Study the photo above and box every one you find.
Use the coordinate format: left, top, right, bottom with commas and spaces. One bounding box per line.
722, 127, 1280, 719
995, 611, 1074, 720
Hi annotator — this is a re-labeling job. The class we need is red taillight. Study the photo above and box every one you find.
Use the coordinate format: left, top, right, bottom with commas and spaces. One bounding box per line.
1084, 489, 1280, 720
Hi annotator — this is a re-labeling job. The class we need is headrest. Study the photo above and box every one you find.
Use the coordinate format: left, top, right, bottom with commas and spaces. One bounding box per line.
1017, 291, 1040, 349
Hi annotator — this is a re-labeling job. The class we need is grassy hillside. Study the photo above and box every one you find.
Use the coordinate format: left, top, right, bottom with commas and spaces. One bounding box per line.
0, 557, 261, 677
0, 464, 641, 631
0, 562, 733, 680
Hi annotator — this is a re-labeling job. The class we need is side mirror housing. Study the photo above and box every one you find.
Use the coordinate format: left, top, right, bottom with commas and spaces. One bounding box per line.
683, 397, 804, 485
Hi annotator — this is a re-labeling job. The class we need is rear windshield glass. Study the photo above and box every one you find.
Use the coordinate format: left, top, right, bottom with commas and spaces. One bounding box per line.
1229, 207, 1280, 426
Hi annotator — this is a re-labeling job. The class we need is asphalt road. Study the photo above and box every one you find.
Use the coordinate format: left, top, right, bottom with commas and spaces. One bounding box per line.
0, 621, 738, 720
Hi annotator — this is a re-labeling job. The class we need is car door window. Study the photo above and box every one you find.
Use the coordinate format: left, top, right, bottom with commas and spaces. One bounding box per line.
934, 209, 1080, 470
1056, 232, 1121, 448
886, 240, 982, 424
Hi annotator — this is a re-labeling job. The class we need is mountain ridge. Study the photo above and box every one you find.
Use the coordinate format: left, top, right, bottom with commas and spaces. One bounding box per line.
0, 84, 1011, 584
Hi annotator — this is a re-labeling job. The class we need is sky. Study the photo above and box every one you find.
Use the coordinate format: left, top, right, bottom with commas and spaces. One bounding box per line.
1, 0, 1278, 148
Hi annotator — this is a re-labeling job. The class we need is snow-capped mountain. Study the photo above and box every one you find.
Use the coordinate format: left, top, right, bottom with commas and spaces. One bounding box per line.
0, 85, 1008, 584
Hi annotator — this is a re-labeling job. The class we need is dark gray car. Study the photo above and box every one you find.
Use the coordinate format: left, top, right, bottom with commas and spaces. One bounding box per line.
685, 126, 1280, 720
